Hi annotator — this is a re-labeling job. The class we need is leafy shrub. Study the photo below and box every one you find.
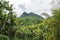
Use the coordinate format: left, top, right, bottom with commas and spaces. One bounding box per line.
0, 34, 10, 40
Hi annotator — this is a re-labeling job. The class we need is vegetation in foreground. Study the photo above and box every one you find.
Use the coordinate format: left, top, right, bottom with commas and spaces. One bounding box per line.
0, 0, 60, 40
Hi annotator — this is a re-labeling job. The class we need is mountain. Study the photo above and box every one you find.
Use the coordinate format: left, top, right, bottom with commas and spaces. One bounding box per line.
20, 12, 43, 18
19, 12, 44, 26
20, 12, 29, 17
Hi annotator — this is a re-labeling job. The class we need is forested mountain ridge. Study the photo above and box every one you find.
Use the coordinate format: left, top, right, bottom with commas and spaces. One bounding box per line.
20, 12, 43, 18
19, 12, 44, 26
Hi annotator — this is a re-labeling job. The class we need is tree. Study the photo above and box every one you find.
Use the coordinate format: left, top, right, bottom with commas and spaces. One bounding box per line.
52, 9, 60, 40
0, 0, 17, 40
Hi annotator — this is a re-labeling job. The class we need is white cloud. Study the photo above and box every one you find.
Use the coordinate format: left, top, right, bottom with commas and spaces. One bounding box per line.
6, 0, 52, 17
24, 0, 52, 15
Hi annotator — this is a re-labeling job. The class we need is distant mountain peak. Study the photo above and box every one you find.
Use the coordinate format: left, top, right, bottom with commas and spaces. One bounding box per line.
22, 12, 28, 15
20, 12, 29, 17
20, 12, 43, 19
20, 12, 44, 26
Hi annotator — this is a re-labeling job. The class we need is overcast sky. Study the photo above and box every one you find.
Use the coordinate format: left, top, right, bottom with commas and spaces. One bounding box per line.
6, 0, 52, 17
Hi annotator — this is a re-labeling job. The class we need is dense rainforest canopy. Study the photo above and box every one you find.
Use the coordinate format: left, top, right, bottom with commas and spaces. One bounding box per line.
0, 0, 60, 40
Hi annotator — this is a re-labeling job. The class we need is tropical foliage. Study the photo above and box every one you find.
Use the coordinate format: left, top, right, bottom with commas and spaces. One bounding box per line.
0, 0, 60, 40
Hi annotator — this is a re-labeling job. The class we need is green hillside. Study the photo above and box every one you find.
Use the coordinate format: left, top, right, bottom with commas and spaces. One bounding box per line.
19, 12, 44, 26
